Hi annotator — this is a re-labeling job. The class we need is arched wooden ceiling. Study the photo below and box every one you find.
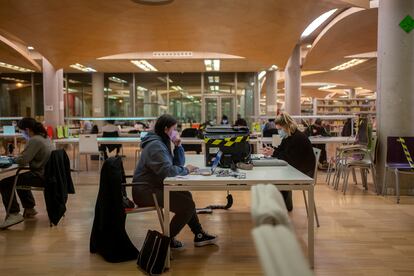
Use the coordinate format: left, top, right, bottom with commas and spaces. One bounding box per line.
303, 8, 377, 70
303, 58, 377, 91
0, 0, 360, 69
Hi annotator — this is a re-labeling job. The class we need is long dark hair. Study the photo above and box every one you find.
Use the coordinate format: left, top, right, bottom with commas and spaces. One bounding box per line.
154, 114, 177, 151
17, 117, 48, 138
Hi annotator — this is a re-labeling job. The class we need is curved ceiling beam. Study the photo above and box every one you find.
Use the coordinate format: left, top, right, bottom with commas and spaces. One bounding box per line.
0, 33, 41, 71
303, 8, 377, 70
0, 31, 42, 71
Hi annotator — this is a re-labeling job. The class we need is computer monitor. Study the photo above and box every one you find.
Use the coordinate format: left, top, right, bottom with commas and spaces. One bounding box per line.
3, 126, 15, 135
204, 126, 250, 167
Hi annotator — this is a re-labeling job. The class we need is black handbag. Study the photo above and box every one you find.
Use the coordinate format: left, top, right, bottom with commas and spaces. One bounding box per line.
137, 230, 171, 275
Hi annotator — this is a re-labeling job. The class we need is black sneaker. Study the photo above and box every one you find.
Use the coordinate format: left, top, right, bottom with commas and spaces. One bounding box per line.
170, 238, 184, 250
194, 231, 218, 247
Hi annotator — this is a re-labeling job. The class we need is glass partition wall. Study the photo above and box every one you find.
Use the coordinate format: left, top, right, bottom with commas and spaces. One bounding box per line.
0, 72, 256, 127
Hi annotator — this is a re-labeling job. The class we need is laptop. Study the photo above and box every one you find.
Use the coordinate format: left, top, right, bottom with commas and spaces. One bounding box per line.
193, 151, 223, 176
3, 126, 15, 135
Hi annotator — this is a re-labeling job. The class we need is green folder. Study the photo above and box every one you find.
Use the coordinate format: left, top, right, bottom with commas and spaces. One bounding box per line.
64, 126, 70, 138
56, 125, 64, 139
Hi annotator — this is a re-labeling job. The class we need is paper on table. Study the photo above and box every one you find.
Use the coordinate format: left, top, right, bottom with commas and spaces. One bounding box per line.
272, 134, 281, 147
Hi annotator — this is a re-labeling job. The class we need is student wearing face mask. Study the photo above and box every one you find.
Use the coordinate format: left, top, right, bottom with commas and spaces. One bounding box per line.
262, 113, 315, 211
132, 114, 217, 249
0, 118, 54, 229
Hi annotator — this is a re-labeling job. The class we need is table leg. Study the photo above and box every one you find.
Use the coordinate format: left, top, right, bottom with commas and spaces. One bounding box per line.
308, 185, 315, 268
164, 187, 171, 269
13, 136, 17, 152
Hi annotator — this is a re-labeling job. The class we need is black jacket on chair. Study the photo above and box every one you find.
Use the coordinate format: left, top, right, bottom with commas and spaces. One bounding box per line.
90, 156, 138, 263
44, 149, 75, 225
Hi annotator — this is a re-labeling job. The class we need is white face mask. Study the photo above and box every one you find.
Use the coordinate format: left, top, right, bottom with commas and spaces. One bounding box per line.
21, 130, 30, 141
278, 129, 288, 139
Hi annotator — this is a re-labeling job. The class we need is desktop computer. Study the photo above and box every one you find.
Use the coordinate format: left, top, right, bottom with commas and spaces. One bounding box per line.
203, 126, 250, 168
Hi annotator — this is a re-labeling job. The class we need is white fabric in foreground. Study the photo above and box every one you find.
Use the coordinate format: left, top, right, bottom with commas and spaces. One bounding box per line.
252, 225, 313, 276
251, 184, 291, 228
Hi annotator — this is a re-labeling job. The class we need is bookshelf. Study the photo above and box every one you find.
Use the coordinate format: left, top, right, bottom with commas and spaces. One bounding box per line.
312, 98, 376, 136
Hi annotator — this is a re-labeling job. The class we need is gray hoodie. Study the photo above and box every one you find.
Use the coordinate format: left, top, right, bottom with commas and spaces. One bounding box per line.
132, 132, 188, 190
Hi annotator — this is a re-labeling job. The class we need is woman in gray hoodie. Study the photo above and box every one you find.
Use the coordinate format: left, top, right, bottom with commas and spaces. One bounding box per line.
132, 114, 217, 249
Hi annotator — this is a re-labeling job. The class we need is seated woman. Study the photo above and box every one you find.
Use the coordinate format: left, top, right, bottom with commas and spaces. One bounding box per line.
263, 113, 315, 211
132, 114, 217, 249
0, 118, 54, 229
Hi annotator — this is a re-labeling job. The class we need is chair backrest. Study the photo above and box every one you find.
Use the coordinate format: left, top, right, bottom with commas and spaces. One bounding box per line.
386, 136, 414, 165
79, 134, 99, 154
369, 135, 378, 163
312, 147, 322, 184
56, 125, 64, 139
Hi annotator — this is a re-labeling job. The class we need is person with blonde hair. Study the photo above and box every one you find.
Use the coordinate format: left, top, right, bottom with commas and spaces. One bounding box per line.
263, 113, 315, 211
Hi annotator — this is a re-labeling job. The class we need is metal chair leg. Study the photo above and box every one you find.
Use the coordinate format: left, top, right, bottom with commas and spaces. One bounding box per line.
395, 168, 400, 204
382, 167, 388, 196
343, 168, 350, 195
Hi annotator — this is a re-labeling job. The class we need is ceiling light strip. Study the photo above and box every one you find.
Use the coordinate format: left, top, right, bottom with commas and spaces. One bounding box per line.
0, 62, 34, 72
131, 60, 158, 71
69, 63, 97, 72
330, 59, 367, 71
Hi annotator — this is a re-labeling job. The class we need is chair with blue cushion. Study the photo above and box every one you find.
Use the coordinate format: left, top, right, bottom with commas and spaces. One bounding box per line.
382, 136, 414, 203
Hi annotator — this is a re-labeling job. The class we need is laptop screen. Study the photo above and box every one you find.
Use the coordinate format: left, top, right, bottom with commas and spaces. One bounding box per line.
211, 151, 223, 173
3, 126, 15, 135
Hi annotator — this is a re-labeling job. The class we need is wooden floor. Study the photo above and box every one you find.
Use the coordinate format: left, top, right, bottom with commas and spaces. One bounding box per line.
1, 149, 414, 276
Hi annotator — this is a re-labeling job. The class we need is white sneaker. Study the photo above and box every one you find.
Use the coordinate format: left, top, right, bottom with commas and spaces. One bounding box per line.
0, 213, 24, 229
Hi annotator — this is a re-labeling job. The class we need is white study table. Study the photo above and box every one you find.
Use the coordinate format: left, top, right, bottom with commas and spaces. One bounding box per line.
0, 164, 19, 180
163, 155, 315, 268
54, 137, 141, 168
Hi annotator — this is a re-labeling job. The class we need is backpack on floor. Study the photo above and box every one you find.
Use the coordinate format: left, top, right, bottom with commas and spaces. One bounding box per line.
137, 230, 171, 275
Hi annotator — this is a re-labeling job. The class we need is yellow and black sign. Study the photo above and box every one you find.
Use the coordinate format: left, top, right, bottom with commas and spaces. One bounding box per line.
204, 135, 250, 147
398, 137, 414, 169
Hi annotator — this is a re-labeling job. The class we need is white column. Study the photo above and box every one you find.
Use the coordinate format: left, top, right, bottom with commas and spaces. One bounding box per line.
42, 58, 64, 128
144, 90, 151, 116
376, 0, 414, 192
284, 44, 302, 115
348, 88, 356, 99
92, 73, 105, 117
265, 70, 278, 117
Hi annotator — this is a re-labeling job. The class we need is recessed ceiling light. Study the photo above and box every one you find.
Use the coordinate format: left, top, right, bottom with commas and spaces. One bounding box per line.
131, 0, 174, 5
27, 46, 34, 50
204, 59, 220, 71
131, 60, 158, 71
69, 63, 97, 72
330, 59, 367, 71
306, 44, 312, 49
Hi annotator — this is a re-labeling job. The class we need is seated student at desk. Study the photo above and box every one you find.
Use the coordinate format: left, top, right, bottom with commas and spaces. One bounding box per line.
132, 114, 217, 249
0, 118, 53, 229
263, 113, 315, 211
304, 118, 330, 168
